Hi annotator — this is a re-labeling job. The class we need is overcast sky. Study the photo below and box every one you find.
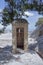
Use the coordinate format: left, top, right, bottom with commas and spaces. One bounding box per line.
0, 0, 43, 31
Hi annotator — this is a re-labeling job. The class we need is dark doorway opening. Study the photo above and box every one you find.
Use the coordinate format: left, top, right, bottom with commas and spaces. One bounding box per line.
16, 28, 24, 49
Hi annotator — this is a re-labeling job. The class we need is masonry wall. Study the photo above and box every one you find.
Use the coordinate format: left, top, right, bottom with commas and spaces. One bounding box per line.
12, 22, 28, 53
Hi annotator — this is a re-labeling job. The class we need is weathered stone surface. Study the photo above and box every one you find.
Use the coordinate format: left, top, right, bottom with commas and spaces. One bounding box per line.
12, 19, 28, 53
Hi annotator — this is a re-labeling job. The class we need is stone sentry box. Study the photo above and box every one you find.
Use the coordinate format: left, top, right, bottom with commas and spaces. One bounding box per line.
12, 18, 28, 53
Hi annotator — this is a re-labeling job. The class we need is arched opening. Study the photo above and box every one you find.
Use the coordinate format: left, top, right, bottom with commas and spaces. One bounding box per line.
16, 28, 24, 49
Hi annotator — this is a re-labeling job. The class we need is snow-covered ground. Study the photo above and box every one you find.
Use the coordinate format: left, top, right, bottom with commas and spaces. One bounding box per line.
28, 37, 37, 45
36, 35, 43, 58
0, 33, 12, 48
0, 51, 43, 65
0, 33, 43, 65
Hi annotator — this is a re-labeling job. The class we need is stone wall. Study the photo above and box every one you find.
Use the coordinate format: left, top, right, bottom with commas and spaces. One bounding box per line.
12, 20, 28, 53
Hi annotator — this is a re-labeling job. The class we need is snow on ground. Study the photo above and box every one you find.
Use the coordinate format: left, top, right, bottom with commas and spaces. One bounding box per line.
0, 33, 43, 65
0, 33, 12, 39
20, 52, 43, 65
3, 51, 43, 65
0, 33, 12, 48
4, 60, 24, 65
28, 37, 37, 45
